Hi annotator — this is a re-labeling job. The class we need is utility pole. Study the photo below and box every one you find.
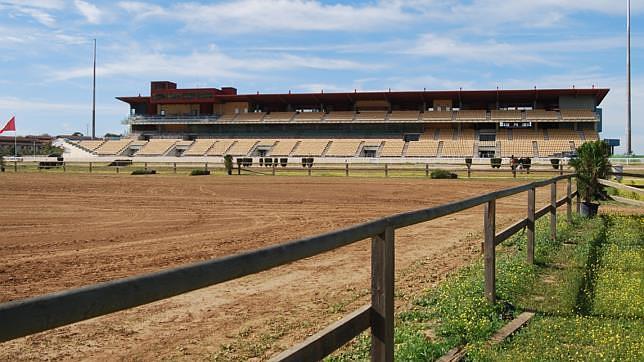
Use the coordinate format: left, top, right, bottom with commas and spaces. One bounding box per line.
626, 0, 632, 155
92, 38, 97, 140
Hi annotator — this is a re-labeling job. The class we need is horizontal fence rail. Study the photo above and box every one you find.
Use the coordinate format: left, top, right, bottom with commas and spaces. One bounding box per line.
0, 173, 589, 361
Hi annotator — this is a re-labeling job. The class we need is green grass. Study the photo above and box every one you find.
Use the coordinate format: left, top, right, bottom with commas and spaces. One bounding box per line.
471, 214, 643, 361
328, 216, 586, 361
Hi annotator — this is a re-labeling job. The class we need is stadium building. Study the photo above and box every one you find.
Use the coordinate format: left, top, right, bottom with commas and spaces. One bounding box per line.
73, 81, 608, 159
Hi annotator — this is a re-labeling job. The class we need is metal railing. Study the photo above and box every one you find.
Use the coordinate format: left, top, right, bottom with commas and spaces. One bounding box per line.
0, 174, 578, 361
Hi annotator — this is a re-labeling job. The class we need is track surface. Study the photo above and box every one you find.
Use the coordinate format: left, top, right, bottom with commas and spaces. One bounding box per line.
0, 173, 566, 360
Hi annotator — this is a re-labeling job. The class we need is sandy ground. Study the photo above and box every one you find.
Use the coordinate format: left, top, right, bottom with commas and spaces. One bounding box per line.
0, 173, 568, 360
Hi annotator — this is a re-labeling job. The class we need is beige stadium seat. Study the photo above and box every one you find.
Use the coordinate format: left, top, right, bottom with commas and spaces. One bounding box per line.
77, 140, 104, 152
207, 140, 235, 156
388, 111, 420, 122
268, 139, 299, 156
525, 110, 558, 121
95, 139, 133, 156
499, 140, 534, 158
422, 111, 452, 122
548, 129, 582, 141
354, 111, 387, 122
380, 140, 405, 157
325, 111, 355, 122
455, 110, 486, 122
512, 129, 543, 140
183, 139, 216, 156
234, 112, 265, 123
538, 141, 574, 157
441, 141, 474, 157
292, 140, 330, 156
217, 113, 237, 122
136, 139, 179, 156
406, 140, 439, 157
293, 112, 325, 122
491, 110, 522, 121
560, 109, 596, 121
263, 112, 295, 123
226, 140, 258, 156
583, 130, 600, 141
325, 140, 362, 157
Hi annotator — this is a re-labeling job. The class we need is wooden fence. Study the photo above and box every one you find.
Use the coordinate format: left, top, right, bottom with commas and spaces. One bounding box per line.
0, 174, 578, 361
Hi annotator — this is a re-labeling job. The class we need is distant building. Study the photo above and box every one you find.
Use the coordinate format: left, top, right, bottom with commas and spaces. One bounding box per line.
0, 135, 53, 155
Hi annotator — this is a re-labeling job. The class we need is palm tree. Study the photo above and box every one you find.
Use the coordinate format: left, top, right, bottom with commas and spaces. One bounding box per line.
569, 140, 611, 205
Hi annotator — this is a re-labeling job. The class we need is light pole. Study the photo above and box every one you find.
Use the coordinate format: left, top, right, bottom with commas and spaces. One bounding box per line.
626, 0, 632, 155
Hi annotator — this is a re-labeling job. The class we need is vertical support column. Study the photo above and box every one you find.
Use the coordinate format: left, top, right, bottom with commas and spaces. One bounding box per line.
484, 199, 496, 303
527, 188, 536, 264
371, 226, 394, 362
345, 163, 349, 177
566, 177, 572, 223
550, 182, 557, 241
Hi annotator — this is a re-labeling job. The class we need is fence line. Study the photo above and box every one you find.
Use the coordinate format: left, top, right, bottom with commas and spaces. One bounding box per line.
0, 174, 578, 361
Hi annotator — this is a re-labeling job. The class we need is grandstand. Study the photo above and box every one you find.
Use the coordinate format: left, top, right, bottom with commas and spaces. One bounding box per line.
107, 81, 608, 159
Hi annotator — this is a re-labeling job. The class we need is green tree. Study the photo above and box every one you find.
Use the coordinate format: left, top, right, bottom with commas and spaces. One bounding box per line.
569, 140, 611, 203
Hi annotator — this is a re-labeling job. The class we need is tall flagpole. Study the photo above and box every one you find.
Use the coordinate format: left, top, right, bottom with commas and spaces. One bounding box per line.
92, 38, 96, 140
13, 115, 16, 158
626, 0, 632, 155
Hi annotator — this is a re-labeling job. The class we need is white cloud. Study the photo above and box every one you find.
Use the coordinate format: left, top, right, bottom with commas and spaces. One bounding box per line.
0, 0, 65, 27
119, 0, 411, 32
49, 46, 381, 81
74, 0, 102, 24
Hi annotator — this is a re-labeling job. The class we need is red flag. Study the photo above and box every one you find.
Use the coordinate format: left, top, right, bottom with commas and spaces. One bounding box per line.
0, 117, 15, 134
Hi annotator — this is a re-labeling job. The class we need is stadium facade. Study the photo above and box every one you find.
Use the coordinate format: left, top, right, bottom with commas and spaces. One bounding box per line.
75, 81, 609, 159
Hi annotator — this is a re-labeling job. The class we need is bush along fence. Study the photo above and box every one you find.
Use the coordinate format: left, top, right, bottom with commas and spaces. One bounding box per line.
0, 174, 580, 361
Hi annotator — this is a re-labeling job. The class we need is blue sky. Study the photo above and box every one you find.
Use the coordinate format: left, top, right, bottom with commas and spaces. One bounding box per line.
0, 0, 642, 154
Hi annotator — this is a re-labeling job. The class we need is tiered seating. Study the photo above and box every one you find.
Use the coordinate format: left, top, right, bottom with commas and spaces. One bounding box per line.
459, 128, 476, 140
548, 129, 582, 141
263, 112, 295, 123
95, 140, 133, 156
525, 110, 558, 121
325, 111, 355, 122
560, 109, 596, 121
354, 111, 387, 122
268, 139, 298, 156
512, 129, 543, 140
226, 139, 258, 156
455, 110, 486, 122
217, 113, 237, 122
379, 140, 405, 157
441, 141, 474, 157
77, 140, 104, 152
234, 112, 265, 123
388, 111, 420, 122
183, 139, 216, 156
538, 141, 574, 157
406, 140, 439, 157
176, 140, 194, 147
325, 140, 362, 157
491, 110, 522, 121
255, 139, 276, 147
293, 112, 325, 122
422, 111, 452, 122
477, 141, 497, 147
583, 130, 600, 141
207, 140, 235, 156
499, 140, 534, 158
437, 128, 456, 140
136, 139, 179, 156
129, 140, 148, 147
292, 140, 330, 156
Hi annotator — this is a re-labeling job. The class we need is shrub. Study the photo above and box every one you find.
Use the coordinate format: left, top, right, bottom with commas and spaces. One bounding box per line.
224, 155, 233, 175
190, 169, 210, 176
431, 169, 457, 179
569, 141, 611, 202
490, 158, 502, 169
131, 169, 156, 175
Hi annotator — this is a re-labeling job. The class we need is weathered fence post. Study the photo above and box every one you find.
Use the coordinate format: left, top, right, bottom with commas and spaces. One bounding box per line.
89, 162, 92, 173
345, 163, 349, 177
384, 163, 388, 177
550, 182, 557, 240
116, 166, 120, 174
173, 162, 177, 174
14, 161, 17, 172
144, 162, 148, 171
566, 176, 572, 223
205, 162, 209, 172
575, 182, 581, 213
62, 162, 66, 173
307, 166, 311, 176
272, 163, 276, 176
484, 199, 496, 303
371, 225, 394, 362
425, 164, 429, 177
527, 188, 536, 264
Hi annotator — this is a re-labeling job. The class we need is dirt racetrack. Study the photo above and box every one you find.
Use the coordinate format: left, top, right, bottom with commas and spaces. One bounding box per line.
0, 173, 567, 360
